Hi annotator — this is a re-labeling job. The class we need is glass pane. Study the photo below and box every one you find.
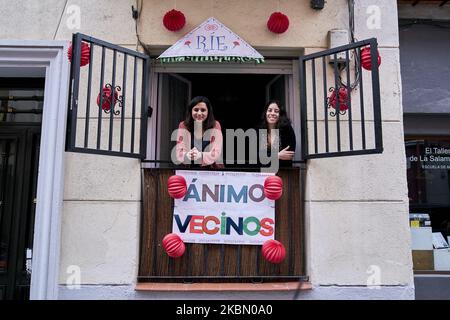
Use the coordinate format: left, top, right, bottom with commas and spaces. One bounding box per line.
0, 89, 44, 123
406, 139, 450, 206
0, 139, 16, 273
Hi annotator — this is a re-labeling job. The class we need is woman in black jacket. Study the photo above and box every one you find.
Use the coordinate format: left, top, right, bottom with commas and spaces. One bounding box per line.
259, 100, 296, 167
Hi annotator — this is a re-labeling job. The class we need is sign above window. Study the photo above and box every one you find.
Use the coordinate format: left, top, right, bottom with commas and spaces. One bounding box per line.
157, 17, 264, 64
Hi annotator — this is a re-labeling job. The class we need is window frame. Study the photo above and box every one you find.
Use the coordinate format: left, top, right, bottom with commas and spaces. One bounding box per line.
144, 58, 302, 167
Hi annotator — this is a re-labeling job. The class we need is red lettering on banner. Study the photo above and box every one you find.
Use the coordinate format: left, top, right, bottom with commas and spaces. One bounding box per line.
259, 218, 274, 236
202, 216, 220, 235
189, 215, 204, 234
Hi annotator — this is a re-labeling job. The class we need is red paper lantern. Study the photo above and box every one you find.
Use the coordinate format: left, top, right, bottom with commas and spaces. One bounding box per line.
264, 176, 283, 200
361, 47, 381, 71
67, 41, 91, 67
267, 12, 289, 34
328, 87, 349, 112
163, 9, 186, 32
262, 239, 286, 264
162, 233, 185, 258
167, 175, 187, 199
96, 86, 119, 111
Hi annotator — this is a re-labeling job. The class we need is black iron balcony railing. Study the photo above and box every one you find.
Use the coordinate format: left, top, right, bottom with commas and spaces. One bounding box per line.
300, 38, 383, 160
66, 33, 149, 159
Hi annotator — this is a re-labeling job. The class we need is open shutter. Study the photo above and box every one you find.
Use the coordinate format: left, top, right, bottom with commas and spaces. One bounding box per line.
156, 73, 192, 164
66, 33, 149, 159
299, 38, 383, 160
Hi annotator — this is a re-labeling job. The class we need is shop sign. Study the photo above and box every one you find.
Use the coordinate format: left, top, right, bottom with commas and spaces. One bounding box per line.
408, 146, 450, 170
172, 170, 275, 245
158, 17, 264, 64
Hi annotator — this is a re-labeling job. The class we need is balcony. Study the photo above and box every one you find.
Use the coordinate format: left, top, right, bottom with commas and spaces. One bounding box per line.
138, 167, 307, 284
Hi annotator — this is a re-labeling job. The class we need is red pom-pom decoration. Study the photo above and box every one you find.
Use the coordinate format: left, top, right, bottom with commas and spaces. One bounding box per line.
167, 175, 187, 199
328, 87, 349, 112
96, 86, 119, 111
267, 12, 289, 34
162, 233, 185, 258
262, 240, 286, 264
361, 47, 381, 71
163, 9, 186, 32
264, 176, 283, 200
67, 41, 91, 67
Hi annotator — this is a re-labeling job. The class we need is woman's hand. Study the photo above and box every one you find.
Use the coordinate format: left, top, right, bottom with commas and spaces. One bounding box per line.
187, 147, 202, 161
278, 146, 295, 160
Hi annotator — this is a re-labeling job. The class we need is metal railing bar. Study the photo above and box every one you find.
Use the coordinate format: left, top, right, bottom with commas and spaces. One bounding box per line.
333, 54, 341, 152
140, 57, 150, 158
302, 38, 375, 60
69, 33, 81, 150
120, 54, 127, 152
306, 148, 382, 159
299, 58, 308, 160
322, 56, 329, 153
370, 41, 383, 152
358, 47, 367, 150
108, 49, 117, 151
84, 43, 94, 148
69, 147, 141, 159
96, 46, 106, 150
78, 33, 148, 59
311, 59, 318, 154
346, 50, 354, 151
131, 56, 137, 154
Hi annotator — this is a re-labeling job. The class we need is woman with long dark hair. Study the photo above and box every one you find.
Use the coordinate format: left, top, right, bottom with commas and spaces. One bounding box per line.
259, 100, 296, 167
175, 96, 223, 168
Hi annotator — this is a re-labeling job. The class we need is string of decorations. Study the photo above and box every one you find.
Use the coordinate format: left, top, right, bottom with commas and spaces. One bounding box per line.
161, 7, 291, 34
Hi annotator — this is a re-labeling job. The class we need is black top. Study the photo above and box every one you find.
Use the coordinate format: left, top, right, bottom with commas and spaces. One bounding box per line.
278, 124, 296, 167
259, 124, 296, 168
190, 136, 211, 151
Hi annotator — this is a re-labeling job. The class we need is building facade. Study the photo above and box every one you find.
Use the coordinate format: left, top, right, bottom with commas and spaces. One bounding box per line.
398, 1, 450, 300
0, 0, 414, 300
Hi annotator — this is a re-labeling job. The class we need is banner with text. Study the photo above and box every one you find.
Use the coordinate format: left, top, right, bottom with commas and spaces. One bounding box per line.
158, 17, 264, 64
173, 170, 275, 245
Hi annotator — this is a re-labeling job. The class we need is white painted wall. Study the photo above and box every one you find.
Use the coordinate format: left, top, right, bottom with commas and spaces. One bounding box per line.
0, 0, 413, 299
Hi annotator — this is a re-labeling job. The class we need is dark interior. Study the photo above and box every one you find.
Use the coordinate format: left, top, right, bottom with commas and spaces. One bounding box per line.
179, 73, 279, 167
183, 73, 275, 131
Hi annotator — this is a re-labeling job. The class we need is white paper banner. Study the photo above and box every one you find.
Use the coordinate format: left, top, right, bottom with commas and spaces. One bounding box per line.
173, 170, 275, 245
158, 17, 264, 63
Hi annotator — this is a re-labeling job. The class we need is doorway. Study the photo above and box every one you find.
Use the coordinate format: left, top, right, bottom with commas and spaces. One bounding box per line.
0, 79, 43, 299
